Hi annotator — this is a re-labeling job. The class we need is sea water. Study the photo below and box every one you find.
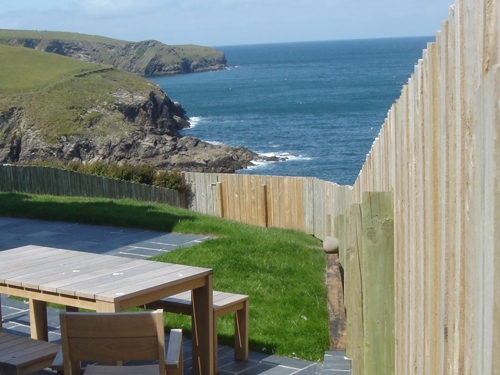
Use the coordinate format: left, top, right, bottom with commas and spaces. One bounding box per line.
149, 37, 433, 186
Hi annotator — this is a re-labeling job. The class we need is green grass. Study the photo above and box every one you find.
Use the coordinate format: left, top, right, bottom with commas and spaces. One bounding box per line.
0, 192, 329, 361
0, 44, 161, 143
0, 29, 226, 77
0, 44, 105, 94
0, 29, 130, 44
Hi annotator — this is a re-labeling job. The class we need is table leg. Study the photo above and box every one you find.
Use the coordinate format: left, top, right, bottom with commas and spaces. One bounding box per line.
0, 293, 3, 332
29, 299, 48, 341
191, 274, 214, 375
234, 299, 249, 361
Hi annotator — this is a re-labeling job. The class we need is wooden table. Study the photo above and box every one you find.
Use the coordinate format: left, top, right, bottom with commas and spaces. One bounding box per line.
0, 245, 214, 375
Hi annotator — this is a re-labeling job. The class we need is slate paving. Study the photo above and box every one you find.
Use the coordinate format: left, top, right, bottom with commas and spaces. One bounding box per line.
0, 217, 212, 259
0, 216, 352, 374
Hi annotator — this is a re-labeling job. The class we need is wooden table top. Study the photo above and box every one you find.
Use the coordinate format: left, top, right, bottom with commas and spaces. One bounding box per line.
0, 245, 212, 303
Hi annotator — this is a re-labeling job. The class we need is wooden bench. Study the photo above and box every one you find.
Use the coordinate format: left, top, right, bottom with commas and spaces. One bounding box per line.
144, 291, 249, 374
0, 332, 60, 375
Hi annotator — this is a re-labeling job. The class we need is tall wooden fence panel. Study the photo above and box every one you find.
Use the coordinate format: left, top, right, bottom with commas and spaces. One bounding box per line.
339, 0, 500, 374
0, 165, 185, 207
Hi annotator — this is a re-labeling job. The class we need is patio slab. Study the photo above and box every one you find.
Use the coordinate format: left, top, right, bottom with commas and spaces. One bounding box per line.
0, 217, 213, 259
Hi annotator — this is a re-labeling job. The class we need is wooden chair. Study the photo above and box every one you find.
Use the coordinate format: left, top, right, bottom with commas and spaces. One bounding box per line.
56, 309, 182, 375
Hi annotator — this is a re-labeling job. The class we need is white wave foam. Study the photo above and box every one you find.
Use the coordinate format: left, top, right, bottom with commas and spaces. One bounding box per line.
206, 140, 225, 146
188, 116, 202, 128
245, 151, 313, 171
258, 151, 313, 161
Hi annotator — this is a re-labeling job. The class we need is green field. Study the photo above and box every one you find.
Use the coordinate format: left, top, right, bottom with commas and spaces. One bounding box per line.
0, 44, 105, 94
0, 29, 226, 77
0, 192, 329, 361
0, 29, 130, 44
0, 43, 162, 143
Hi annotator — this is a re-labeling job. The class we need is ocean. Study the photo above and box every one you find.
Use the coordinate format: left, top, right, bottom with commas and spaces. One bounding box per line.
150, 37, 434, 186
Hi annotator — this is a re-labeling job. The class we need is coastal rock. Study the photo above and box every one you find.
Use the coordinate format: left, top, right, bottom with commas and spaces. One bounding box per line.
0, 86, 260, 173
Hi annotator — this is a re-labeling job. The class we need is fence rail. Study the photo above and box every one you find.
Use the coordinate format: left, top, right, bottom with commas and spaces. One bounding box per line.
0, 165, 185, 207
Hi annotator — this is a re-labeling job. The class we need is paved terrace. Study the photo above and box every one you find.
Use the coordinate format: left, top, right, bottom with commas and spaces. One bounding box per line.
0, 217, 351, 375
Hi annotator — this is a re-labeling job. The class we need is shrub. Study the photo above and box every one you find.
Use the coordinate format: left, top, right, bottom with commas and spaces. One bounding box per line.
18, 160, 187, 193
154, 170, 187, 193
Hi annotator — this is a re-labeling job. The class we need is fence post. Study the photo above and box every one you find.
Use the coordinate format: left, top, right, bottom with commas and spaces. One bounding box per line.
260, 184, 268, 227
216, 182, 224, 218
361, 191, 395, 375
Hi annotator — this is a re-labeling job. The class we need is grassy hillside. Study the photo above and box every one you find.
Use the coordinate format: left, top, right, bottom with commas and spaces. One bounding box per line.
0, 29, 226, 76
0, 44, 107, 94
0, 29, 130, 45
0, 44, 160, 143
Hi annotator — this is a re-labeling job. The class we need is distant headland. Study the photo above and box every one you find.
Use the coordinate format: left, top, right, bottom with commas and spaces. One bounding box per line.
0, 29, 227, 76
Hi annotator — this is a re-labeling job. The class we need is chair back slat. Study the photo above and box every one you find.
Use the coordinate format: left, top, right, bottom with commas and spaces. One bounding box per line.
63, 312, 159, 338
60, 310, 166, 375
67, 336, 160, 361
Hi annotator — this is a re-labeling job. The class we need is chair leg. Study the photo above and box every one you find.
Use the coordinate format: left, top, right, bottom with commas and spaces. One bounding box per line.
234, 300, 249, 361
213, 315, 218, 374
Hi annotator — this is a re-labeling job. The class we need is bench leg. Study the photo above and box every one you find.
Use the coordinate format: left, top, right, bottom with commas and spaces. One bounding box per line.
234, 300, 249, 361
29, 299, 48, 341
0, 293, 2, 332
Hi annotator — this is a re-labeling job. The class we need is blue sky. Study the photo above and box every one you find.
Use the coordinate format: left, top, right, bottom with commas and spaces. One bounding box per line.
0, 0, 453, 46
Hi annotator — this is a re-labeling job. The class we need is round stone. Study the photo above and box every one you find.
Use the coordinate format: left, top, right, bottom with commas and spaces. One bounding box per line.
323, 237, 339, 254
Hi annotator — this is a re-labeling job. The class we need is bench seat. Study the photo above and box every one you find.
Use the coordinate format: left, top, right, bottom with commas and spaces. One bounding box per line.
144, 291, 249, 374
0, 332, 60, 375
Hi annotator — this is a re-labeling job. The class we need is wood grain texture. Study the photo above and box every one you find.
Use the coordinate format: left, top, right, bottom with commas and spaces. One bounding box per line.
361, 192, 394, 375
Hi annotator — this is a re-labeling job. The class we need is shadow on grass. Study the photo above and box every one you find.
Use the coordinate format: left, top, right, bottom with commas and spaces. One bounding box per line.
0, 192, 197, 234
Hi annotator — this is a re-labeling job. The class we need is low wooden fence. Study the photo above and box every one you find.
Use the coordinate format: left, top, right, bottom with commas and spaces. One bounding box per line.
0, 165, 185, 207
183, 172, 351, 240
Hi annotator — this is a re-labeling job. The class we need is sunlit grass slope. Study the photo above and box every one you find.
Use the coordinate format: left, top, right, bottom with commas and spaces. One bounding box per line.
0, 44, 160, 143
0, 44, 104, 94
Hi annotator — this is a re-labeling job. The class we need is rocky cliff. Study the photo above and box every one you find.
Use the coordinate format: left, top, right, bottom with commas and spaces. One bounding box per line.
0, 45, 258, 172
0, 86, 259, 173
0, 30, 227, 76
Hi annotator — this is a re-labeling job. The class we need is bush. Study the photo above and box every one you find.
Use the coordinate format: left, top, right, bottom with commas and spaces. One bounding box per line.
19, 161, 187, 193
154, 170, 187, 193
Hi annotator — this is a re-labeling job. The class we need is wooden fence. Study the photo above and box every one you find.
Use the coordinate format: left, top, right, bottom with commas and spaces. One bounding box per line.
183, 172, 351, 240
0, 165, 185, 207
335, 0, 500, 374
0, 1, 497, 372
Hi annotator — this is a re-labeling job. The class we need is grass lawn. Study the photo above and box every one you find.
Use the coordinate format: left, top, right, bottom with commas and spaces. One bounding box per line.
0, 192, 329, 361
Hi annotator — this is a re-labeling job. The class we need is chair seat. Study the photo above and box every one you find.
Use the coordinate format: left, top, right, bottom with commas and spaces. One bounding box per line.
84, 364, 159, 375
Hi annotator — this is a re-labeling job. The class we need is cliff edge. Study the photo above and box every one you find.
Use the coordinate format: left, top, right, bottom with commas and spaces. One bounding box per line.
0, 29, 227, 76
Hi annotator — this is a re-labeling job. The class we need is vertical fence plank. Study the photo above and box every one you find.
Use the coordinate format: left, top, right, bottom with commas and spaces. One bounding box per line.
362, 192, 395, 375
474, 64, 500, 375
344, 204, 364, 375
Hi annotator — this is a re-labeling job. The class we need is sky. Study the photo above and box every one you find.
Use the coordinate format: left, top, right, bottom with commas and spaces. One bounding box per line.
0, 0, 453, 47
